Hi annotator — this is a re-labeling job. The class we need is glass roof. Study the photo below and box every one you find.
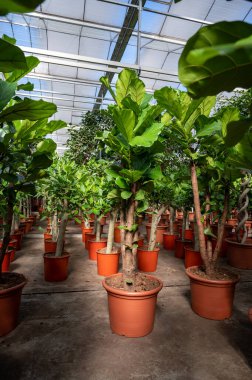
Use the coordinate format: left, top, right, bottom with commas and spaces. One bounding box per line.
1, 0, 251, 154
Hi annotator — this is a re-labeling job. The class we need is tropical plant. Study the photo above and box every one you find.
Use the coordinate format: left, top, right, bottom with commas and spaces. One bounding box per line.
0, 0, 45, 16
100, 68, 165, 290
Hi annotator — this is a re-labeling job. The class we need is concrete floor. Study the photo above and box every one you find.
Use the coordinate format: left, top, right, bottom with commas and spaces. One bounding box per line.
0, 221, 252, 380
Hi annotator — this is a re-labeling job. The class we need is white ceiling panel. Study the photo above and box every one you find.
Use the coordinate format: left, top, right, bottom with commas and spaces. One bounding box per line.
41, 0, 85, 19
45, 20, 82, 36
77, 68, 105, 82
47, 30, 79, 54
79, 36, 111, 59
84, 0, 127, 27
162, 17, 201, 41
49, 64, 77, 78
207, 0, 252, 22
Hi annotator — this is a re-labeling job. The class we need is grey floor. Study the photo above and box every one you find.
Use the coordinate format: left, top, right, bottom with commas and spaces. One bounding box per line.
0, 221, 252, 380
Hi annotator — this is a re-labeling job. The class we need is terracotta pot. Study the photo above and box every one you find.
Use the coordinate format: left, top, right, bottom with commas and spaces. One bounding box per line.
138, 237, 144, 247
99, 216, 106, 226
226, 218, 237, 227
10, 249, 16, 262
85, 233, 96, 250
43, 252, 70, 282
163, 233, 178, 250
29, 215, 36, 225
174, 239, 192, 259
88, 239, 107, 261
44, 232, 52, 240
81, 226, 93, 243
226, 239, 252, 269
186, 266, 239, 320
188, 212, 195, 222
10, 233, 22, 251
102, 273, 163, 337
0, 273, 27, 336
146, 224, 168, 244
26, 219, 33, 232
2, 251, 11, 272
97, 248, 119, 276
176, 211, 183, 220
137, 247, 159, 272
184, 247, 203, 268
179, 228, 194, 241
114, 226, 121, 243
44, 238, 57, 254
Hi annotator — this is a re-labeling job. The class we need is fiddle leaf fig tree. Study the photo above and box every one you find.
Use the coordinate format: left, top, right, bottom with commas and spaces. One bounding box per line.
100, 68, 165, 290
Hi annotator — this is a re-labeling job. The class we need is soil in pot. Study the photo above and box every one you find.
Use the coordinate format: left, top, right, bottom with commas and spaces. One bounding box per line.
97, 247, 119, 276
137, 246, 159, 272
226, 238, 252, 269
186, 266, 239, 320
103, 273, 163, 337
43, 252, 70, 282
88, 239, 107, 261
0, 272, 27, 336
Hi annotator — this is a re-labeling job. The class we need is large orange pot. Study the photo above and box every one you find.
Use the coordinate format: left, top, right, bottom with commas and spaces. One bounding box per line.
102, 273, 163, 337
163, 233, 178, 250
2, 251, 11, 272
10, 232, 22, 251
0, 273, 27, 336
43, 252, 70, 282
186, 266, 239, 320
137, 247, 159, 272
97, 248, 119, 276
44, 232, 52, 240
226, 239, 252, 269
81, 226, 93, 243
184, 247, 203, 269
88, 239, 107, 261
174, 239, 192, 259
146, 224, 168, 244
44, 238, 57, 254
85, 233, 96, 250
114, 226, 121, 243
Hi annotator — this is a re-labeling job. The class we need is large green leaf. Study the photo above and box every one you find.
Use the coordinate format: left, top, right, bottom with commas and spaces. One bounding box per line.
0, 80, 16, 111
147, 166, 163, 180
28, 154, 53, 171
0, 98, 57, 121
120, 169, 143, 183
129, 78, 145, 105
195, 119, 222, 138
116, 69, 136, 105
39, 120, 67, 136
100, 76, 116, 102
17, 82, 34, 91
178, 21, 252, 98
6, 56, 40, 83
0, 38, 27, 72
112, 108, 135, 142
154, 87, 183, 119
225, 119, 252, 147
34, 139, 57, 155
0, 0, 45, 15
130, 122, 164, 147
227, 131, 252, 170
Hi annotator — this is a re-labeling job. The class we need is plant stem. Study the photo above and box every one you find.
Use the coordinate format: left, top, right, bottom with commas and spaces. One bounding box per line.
148, 205, 166, 251
96, 216, 101, 241
212, 186, 229, 263
181, 207, 186, 241
169, 206, 174, 234
106, 209, 117, 254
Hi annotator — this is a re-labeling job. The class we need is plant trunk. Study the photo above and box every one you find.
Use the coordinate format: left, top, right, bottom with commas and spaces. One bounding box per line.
236, 171, 250, 243
169, 206, 174, 234
190, 163, 213, 276
148, 205, 166, 251
106, 209, 117, 254
10, 214, 15, 235
212, 187, 229, 263
181, 207, 186, 241
96, 216, 101, 241
0, 189, 15, 277
52, 213, 58, 242
84, 219, 90, 228
193, 217, 200, 252
55, 201, 68, 257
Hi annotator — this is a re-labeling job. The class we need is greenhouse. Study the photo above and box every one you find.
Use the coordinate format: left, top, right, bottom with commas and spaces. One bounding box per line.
0, 0, 252, 379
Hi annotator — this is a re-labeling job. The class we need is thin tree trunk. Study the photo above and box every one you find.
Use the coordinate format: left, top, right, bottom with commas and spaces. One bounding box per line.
212, 187, 229, 263
106, 209, 117, 254
193, 217, 200, 252
169, 206, 174, 234
96, 217, 101, 241
181, 207, 186, 241
52, 213, 58, 242
55, 212, 68, 257
148, 205, 166, 251
190, 163, 211, 274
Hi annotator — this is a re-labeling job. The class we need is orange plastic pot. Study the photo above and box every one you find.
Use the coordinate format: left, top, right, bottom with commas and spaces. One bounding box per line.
44, 232, 52, 240
44, 238, 57, 254
137, 247, 159, 272
114, 226, 121, 243
88, 239, 107, 261
163, 233, 178, 250
184, 247, 203, 268
81, 226, 93, 243
10, 249, 16, 262
2, 251, 11, 272
43, 252, 70, 282
103, 273, 163, 337
0, 273, 27, 336
186, 266, 239, 320
146, 224, 168, 244
10, 233, 22, 251
174, 239, 192, 259
97, 248, 119, 276
85, 233, 96, 250
226, 239, 252, 269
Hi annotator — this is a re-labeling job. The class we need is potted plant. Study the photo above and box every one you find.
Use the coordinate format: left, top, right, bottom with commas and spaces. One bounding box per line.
0, 34, 66, 335
99, 68, 164, 337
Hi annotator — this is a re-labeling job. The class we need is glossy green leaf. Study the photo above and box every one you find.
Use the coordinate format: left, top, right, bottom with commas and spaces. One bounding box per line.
154, 87, 183, 119
120, 169, 143, 183
121, 190, 132, 199
0, 0, 45, 16
28, 154, 53, 171
0, 98, 57, 121
34, 139, 57, 155
196, 120, 222, 137
6, 56, 40, 83
0, 80, 16, 111
115, 177, 128, 189
130, 123, 164, 147
135, 189, 145, 200
116, 68, 136, 105
225, 119, 252, 147
112, 108, 135, 142
148, 166, 163, 180
17, 82, 34, 91
100, 76, 116, 102
0, 38, 27, 72
129, 78, 145, 105
2, 34, 16, 45
178, 21, 252, 98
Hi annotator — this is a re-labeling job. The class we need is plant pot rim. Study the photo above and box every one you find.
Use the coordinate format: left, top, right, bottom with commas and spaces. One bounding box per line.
184, 247, 199, 253
137, 246, 160, 253
186, 266, 240, 285
102, 273, 163, 297
176, 238, 193, 243
89, 238, 107, 242
163, 232, 179, 236
0, 272, 27, 294
97, 248, 119, 255
146, 223, 167, 229
225, 238, 252, 247
43, 252, 70, 259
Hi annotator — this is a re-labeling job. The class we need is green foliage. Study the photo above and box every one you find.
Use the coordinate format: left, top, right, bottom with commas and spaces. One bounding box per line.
0, 0, 45, 15
66, 110, 114, 164
178, 21, 252, 98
